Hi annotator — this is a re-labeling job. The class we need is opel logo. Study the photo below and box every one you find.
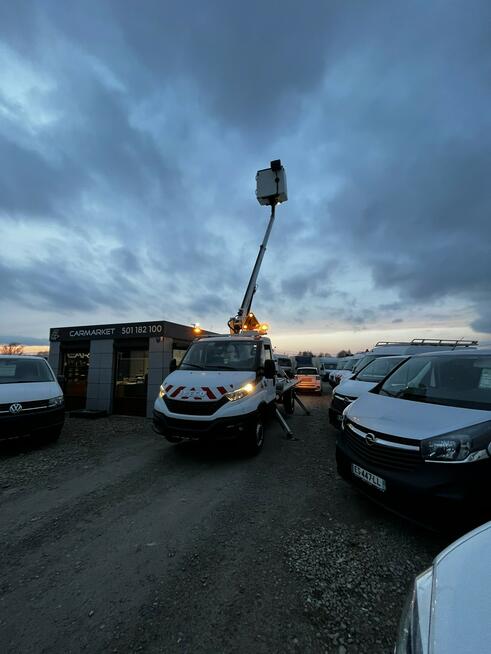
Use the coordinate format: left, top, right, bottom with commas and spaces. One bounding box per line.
9, 403, 23, 414
365, 432, 376, 446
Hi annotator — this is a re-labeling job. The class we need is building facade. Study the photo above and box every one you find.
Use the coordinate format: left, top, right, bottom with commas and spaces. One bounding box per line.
48, 320, 213, 418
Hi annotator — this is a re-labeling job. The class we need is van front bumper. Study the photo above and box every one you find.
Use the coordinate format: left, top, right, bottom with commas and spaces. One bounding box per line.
153, 409, 257, 441
336, 430, 491, 529
0, 407, 65, 440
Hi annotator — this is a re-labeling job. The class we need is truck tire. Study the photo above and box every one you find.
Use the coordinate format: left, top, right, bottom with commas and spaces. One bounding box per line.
283, 390, 295, 415
242, 415, 265, 456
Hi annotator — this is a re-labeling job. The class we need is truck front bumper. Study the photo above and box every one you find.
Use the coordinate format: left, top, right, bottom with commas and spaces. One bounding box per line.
153, 409, 257, 442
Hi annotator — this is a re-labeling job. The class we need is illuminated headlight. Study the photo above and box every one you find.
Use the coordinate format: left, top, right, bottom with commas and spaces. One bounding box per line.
225, 383, 255, 402
48, 395, 64, 407
159, 385, 166, 399
421, 420, 491, 463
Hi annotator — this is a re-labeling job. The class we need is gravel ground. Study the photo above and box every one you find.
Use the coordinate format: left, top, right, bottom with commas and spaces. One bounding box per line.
0, 387, 449, 653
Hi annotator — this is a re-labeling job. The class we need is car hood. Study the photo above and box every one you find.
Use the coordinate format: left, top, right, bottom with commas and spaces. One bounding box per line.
162, 370, 255, 401
428, 521, 491, 653
334, 379, 377, 399
0, 381, 62, 403
345, 393, 491, 440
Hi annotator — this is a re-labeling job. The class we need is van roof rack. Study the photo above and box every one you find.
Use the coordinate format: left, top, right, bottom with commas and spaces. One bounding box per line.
375, 339, 478, 347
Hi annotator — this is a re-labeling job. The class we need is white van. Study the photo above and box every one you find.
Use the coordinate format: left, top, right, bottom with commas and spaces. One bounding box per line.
318, 357, 338, 381
0, 355, 65, 443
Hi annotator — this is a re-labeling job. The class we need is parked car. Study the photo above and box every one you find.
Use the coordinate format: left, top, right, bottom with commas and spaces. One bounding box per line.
331, 339, 477, 390
336, 349, 491, 527
318, 357, 338, 381
328, 355, 364, 388
396, 519, 491, 653
273, 354, 295, 378
294, 366, 322, 394
0, 355, 65, 443
329, 355, 409, 428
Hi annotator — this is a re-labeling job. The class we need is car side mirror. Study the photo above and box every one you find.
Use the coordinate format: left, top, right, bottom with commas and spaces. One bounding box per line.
57, 374, 65, 388
169, 358, 177, 373
264, 359, 276, 380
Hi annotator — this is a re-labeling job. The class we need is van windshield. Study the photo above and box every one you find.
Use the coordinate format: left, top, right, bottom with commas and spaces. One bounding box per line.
180, 340, 259, 372
356, 356, 406, 383
379, 355, 491, 410
0, 358, 54, 384
353, 355, 377, 374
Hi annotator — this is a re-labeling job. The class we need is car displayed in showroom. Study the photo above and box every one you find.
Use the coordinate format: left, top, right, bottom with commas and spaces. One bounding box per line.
328, 355, 409, 428
294, 366, 322, 394
0, 355, 65, 443
395, 519, 491, 653
336, 349, 491, 527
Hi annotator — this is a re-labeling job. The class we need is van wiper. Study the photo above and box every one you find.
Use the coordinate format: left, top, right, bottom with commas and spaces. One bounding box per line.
379, 389, 398, 397
181, 363, 204, 370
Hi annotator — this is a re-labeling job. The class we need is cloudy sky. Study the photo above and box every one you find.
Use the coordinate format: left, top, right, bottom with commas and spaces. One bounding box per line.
1, 0, 490, 354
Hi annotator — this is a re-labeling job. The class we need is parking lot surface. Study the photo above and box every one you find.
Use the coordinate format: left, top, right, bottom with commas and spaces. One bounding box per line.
0, 387, 449, 653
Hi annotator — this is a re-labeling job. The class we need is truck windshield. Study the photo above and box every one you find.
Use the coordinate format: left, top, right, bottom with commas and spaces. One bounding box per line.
180, 340, 259, 372
379, 355, 491, 410
0, 358, 54, 384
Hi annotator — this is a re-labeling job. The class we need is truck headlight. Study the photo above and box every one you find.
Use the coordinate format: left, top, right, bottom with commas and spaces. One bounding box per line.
159, 385, 166, 398
225, 383, 255, 402
421, 420, 491, 463
48, 395, 64, 407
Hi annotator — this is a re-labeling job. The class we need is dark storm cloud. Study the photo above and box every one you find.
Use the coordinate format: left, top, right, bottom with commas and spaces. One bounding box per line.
0, 0, 490, 335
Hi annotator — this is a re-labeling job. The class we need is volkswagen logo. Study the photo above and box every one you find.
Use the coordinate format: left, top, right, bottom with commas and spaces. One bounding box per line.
9, 403, 23, 414
365, 432, 376, 446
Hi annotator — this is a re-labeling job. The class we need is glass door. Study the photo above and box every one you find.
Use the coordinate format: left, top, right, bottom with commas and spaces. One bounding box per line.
113, 348, 149, 416
62, 349, 90, 410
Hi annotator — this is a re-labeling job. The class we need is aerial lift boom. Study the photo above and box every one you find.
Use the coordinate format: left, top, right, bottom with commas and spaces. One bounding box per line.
228, 160, 287, 334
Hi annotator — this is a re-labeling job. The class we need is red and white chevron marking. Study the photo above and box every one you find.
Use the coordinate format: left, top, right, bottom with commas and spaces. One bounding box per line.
164, 385, 232, 400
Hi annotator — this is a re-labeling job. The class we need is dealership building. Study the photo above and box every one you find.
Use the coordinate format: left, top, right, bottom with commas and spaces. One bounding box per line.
48, 319, 214, 417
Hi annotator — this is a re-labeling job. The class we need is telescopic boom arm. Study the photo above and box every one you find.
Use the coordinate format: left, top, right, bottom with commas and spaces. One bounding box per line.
228, 160, 287, 334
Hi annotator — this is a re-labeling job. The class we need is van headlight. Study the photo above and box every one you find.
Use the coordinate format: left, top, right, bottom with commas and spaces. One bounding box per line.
48, 395, 64, 407
225, 383, 255, 402
421, 421, 491, 463
159, 385, 166, 399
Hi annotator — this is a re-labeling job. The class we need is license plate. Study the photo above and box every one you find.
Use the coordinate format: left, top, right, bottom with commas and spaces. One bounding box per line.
351, 464, 386, 492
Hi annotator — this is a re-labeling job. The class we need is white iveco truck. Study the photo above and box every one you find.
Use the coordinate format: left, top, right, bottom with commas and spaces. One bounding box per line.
153, 161, 290, 454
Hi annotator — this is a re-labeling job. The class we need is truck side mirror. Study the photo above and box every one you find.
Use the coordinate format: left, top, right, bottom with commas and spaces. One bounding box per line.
264, 359, 276, 380
169, 358, 177, 373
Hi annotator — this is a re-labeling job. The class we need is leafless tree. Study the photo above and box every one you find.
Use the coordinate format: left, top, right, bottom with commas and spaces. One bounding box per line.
1, 343, 24, 355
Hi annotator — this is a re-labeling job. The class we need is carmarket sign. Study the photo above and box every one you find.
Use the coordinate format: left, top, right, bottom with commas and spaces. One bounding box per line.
50, 321, 166, 341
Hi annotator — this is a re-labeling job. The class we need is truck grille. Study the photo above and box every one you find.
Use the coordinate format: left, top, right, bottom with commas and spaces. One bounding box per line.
163, 397, 227, 416
343, 421, 422, 471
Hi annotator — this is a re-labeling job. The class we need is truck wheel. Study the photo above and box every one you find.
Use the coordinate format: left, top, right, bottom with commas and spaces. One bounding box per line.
243, 416, 265, 456
283, 390, 295, 415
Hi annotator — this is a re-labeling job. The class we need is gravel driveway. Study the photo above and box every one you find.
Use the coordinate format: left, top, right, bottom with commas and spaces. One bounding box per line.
0, 388, 448, 653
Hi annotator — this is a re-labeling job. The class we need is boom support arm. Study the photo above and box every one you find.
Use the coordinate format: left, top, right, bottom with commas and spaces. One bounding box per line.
228, 202, 277, 334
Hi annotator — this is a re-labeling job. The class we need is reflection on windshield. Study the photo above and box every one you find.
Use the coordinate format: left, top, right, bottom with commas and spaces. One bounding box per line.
180, 340, 259, 372
379, 355, 491, 410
